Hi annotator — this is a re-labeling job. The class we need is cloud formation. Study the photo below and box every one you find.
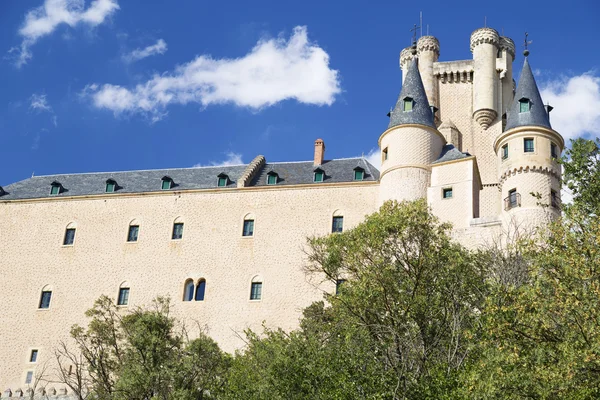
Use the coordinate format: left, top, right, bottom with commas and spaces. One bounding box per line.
365, 148, 381, 170
13, 0, 119, 67
194, 152, 243, 167
30, 93, 52, 112
85, 26, 341, 120
123, 39, 167, 63
540, 72, 600, 143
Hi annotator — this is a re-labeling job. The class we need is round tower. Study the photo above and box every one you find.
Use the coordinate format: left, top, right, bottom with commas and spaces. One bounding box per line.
495, 56, 563, 230
470, 28, 500, 130
380, 58, 446, 205
399, 46, 415, 83
416, 36, 440, 113
499, 36, 515, 115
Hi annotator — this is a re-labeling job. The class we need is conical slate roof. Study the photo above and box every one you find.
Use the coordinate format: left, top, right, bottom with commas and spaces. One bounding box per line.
505, 58, 551, 131
388, 58, 435, 129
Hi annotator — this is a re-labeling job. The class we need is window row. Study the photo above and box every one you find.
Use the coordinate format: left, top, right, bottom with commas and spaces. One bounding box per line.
37, 283, 130, 310
182, 277, 263, 301
312, 166, 365, 183
501, 139, 559, 160
60, 215, 345, 246
504, 188, 560, 211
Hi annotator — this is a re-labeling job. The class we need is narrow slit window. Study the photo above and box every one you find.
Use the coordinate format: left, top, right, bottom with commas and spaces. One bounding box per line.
117, 288, 130, 306
25, 371, 33, 384
524, 138, 534, 153
243, 219, 254, 237
127, 225, 139, 242
195, 280, 206, 301
250, 282, 262, 300
332, 216, 344, 233
39, 291, 52, 309
383, 147, 388, 161
183, 280, 194, 302
63, 228, 76, 246
502, 144, 509, 160
551, 143, 558, 159
172, 223, 184, 240
30, 350, 38, 363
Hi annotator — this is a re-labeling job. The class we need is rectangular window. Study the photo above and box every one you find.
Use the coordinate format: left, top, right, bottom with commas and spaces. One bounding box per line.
30, 350, 38, 363
63, 228, 76, 245
243, 220, 254, 237
551, 143, 558, 159
403, 99, 413, 111
443, 188, 453, 199
524, 138, 534, 153
172, 223, 184, 240
383, 147, 388, 161
508, 189, 518, 208
161, 180, 172, 190
250, 282, 262, 300
117, 288, 130, 306
105, 182, 115, 193
267, 174, 277, 185
335, 279, 346, 295
332, 216, 344, 233
314, 171, 324, 183
520, 101, 530, 113
50, 185, 60, 195
39, 291, 52, 309
25, 371, 33, 384
354, 170, 364, 181
127, 225, 139, 242
502, 144, 509, 160
217, 177, 227, 187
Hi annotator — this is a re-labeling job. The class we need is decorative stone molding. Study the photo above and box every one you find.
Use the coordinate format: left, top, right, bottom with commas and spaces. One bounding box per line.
499, 164, 561, 184
470, 27, 500, 52
434, 60, 473, 84
417, 36, 440, 56
499, 36, 515, 58
399, 46, 415, 69
474, 108, 497, 130
237, 155, 266, 188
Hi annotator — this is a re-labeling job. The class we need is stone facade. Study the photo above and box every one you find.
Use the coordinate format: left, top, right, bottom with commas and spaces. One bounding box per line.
0, 26, 564, 394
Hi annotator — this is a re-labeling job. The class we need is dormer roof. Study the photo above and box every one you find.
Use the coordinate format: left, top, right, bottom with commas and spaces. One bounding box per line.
505, 58, 552, 131
388, 58, 435, 129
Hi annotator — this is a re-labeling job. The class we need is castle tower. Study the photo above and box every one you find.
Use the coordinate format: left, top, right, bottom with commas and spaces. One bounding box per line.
470, 28, 500, 130
379, 58, 446, 205
416, 36, 440, 115
399, 46, 415, 83
498, 36, 516, 117
494, 56, 563, 229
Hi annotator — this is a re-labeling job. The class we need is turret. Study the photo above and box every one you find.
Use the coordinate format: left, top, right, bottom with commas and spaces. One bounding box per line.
399, 46, 415, 83
416, 36, 440, 114
495, 56, 563, 229
498, 36, 515, 116
470, 28, 500, 130
379, 58, 446, 205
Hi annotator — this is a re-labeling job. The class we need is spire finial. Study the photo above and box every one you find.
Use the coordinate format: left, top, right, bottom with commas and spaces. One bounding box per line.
410, 24, 420, 55
523, 32, 532, 57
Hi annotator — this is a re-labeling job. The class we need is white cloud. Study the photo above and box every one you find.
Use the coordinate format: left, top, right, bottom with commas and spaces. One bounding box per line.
123, 39, 167, 63
12, 0, 119, 67
365, 148, 381, 170
540, 72, 600, 144
30, 93, 52, 112
85, 26, 341, 120
194, 152, 243, 168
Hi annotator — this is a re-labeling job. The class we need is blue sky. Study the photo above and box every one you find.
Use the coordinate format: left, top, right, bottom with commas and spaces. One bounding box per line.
1, 0, 599, 186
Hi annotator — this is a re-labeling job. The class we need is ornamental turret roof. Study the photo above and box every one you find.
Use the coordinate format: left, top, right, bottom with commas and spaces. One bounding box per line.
388, 58, 435, 129
505, 57, 552, 131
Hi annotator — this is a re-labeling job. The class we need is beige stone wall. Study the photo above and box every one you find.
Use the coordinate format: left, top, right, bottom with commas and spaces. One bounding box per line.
0, 183, 379, 389
436, 73, 474, 152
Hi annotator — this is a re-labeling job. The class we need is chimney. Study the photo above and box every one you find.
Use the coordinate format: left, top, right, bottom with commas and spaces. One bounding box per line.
314, 138, 325, 166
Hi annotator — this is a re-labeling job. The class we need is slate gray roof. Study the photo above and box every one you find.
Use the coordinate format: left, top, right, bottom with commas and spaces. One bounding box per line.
0, 158, 380, 200
388, 58, 436, 130
433, 144, 472, 164
505, 57, 552, 131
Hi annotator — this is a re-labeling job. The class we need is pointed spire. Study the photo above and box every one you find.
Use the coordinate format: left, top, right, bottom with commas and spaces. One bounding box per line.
388, 58, 435, 129
505, 57, 551, 131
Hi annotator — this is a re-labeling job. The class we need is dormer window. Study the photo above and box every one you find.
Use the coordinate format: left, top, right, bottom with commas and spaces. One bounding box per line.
402, 97, 414, 112
161, 176, 173, 190
353, 167, 365, 181
314, 168, 324, 183
217, 173, 229, 187
519, 97, 531, 113
105, 179, 117, 193
0, 186, 5, 196
266, 172, 278, 185
50, 181, 62, 195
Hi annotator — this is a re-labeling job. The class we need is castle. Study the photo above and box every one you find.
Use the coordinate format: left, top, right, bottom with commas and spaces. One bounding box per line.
0, 26, 564, 396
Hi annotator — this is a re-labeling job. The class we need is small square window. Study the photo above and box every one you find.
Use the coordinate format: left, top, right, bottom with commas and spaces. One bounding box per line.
105, 182, 115, 193
524, 138, 534, 153
502, 144, 509, 160
117, 288, 130, 306
50, 184, 60, 195
267, 174, 277, 185
30, 350, 38, 363
25, 371, 33, 384
172, 223, 184, 240
39, 291, 52, 309
443, 188, 453, 199
314, 171, 324, 182
127, 225, 139, 242
217, 177, 228, 187
354, 170, 364, 181
335, 279, 346, 295
250, 282, 262, 300
63, 228, 76, 245
243, 220, 254, 237
161, 179, 172, 190
332, 216, 344, 233
551, 143, 558, 159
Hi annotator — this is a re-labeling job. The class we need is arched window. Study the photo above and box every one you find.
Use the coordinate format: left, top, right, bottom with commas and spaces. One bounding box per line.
332, 210, 344, 233
250, 275, 263, 300
172, 217, 184, 240
195, 279, 206, 301
39, 285, 53, 309
127, 219, 140, 242
183, 279, 194, 301
117, 282, 130, 306
63, 222, 77, 246
243, 213, 255, 237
